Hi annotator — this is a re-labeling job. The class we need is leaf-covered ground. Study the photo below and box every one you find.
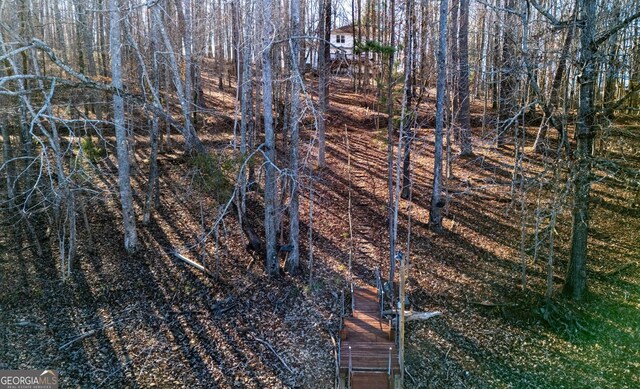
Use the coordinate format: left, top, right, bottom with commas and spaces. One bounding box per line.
1, 74, 638, 388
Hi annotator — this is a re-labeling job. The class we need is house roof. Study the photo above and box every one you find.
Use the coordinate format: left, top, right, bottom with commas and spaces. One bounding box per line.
331, 24, 356, 34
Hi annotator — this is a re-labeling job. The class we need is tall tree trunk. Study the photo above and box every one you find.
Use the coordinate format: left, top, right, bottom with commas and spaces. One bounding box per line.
449, 0, 459, 137
317, 0, 330, 167
76, 0, 96, 76
430, 0, 448, 232
262, 0, 278, 276
362, 0, 371, 91
73, 0, 86, 74
457, 0, 472, 155
491, 25, 499, 111
97, 0, 108, 77
109, 0, 138, 253
53, 0, 68, 63
602, 42, 620, 119
286, 0, 302, 274
564, 0, 599, 300
175, 0, 194, 123
387, 0, 397, 282
401, 0, 414, 200
239, 1, 254, 213
231, 0, 241, 86
498, 0, 517, 146
184, 0, 195, 121
216, 0, 224, 89
357, 0, 363, 89
143, 10, 162, 225
351, 0, 357, 91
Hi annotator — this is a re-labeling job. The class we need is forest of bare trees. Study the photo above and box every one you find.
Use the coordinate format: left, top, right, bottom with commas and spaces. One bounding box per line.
1, 0, 639, 387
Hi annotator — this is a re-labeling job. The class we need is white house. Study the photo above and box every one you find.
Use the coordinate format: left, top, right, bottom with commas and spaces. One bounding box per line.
330, 25, 355, 60
305, 25, 365, 70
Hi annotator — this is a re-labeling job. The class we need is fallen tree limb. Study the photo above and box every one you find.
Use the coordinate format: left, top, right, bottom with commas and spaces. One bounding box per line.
172, 251, 213, 276
382, 310, 443, 321
15, 321, 45, 329
59, 330, 96, 350
405, 367, 417, 384
406, 311, 443, 321
253, 336, 294, 374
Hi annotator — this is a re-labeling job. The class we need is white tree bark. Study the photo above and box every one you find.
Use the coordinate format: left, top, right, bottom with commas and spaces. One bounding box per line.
429, 0, 448, 232
262, 0, 278, 276
179, 0, 194, 123
110, 0, 138, 253
286, 0, 301, 274
457, 0, 472, 156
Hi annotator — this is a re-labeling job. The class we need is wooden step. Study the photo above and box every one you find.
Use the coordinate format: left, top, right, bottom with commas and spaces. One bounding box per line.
339, 342, 400, 372
343, 318, 392, 342
353, 286, 378, 300
351, 371, 392, 389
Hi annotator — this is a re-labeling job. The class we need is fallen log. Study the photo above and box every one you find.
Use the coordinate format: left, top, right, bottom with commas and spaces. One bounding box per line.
382, 310, 443, 321
406, 311, 443, 322
172, 251, 213, 276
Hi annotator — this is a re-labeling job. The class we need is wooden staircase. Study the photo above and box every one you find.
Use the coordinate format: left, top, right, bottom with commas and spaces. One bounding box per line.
339, 284, 399, 388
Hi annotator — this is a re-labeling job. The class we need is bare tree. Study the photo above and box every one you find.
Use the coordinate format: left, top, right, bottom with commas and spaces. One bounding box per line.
429, 0, 448, 232
387, 0, 397, 281
457, 0, 472, 155
449, 0, 459, 135
261, 0, 278, 276
110, 0, 138, 253
317, 0, 330, 168
497, 0, 518, 146
401, 0, 415, 200
286, 0, 302, 274
564, 0, 640, 299
142, 5, 163, 225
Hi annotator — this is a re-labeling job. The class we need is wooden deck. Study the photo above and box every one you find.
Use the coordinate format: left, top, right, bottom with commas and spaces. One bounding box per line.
339, 285, 399, 388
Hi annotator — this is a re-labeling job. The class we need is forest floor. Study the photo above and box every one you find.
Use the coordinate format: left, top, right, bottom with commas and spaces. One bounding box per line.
1, 72, 639, 388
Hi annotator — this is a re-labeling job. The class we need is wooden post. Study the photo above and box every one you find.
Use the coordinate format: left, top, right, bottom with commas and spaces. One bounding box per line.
340, 289, 345, 330
399, 253, 406, 385
348, 345, 352, 388
351, 283, 355, 313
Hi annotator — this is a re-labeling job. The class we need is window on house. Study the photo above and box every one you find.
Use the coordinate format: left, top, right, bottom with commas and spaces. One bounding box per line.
335, 35, 345, 44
